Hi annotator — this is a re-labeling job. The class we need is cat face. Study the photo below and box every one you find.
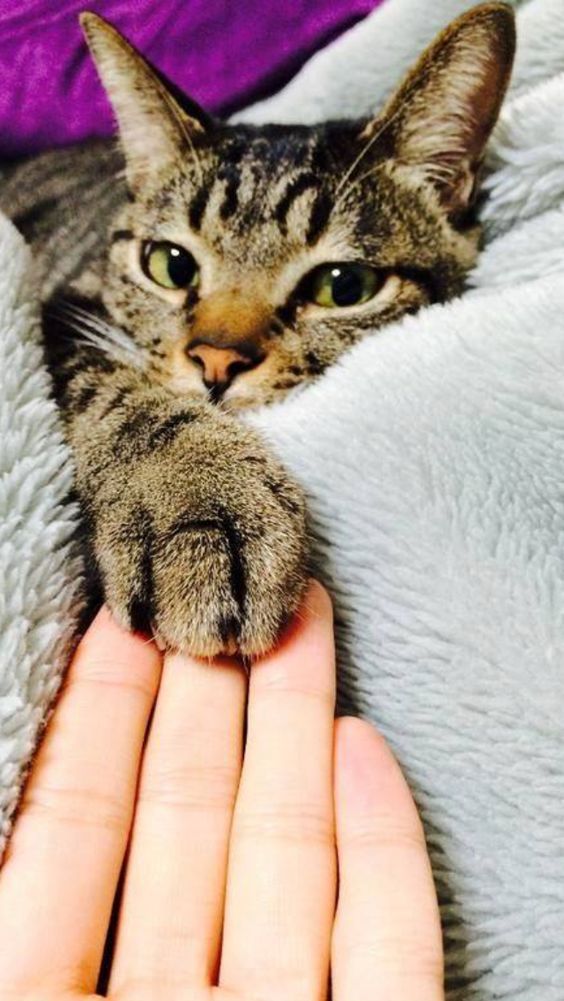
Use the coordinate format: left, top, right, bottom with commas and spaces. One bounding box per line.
104, 123, 468, 411
82, 4, 515, 411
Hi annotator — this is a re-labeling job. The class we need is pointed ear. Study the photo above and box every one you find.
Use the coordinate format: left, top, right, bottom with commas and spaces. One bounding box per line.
80, 11, 209, 189
366, 3, 516, 216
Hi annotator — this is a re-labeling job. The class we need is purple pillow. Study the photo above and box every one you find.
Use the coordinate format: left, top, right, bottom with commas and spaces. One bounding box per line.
0, 0, 383, 160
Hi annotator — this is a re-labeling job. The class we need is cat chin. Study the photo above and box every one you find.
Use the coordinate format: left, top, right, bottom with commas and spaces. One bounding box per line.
164, 368, 309, 413
164, 370, 261, 412
215, 387, 271, 413
222, 381, 309, 414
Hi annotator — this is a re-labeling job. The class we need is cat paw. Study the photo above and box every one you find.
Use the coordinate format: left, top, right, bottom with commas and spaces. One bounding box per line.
92, 420, 309, 657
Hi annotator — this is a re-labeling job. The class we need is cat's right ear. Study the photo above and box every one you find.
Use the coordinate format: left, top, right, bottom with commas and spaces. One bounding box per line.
80, 12, 210, 190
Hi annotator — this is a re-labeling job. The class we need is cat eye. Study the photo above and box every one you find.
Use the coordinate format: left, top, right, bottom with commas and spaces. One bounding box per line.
303, 263, 386, 308
141, 241, 200, 290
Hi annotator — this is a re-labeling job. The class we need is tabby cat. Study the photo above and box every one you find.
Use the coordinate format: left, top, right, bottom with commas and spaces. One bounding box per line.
0, 4, 515, 656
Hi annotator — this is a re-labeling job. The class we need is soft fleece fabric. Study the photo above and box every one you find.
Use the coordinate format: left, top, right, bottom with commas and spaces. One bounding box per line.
0, 0, 381, 159
1, 1, 564, 998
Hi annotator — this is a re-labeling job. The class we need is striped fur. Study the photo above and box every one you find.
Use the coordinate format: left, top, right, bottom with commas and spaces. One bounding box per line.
0, 5, 515, 655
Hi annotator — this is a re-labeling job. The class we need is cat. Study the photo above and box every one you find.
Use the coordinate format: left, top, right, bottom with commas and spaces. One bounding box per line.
0, 3, 515, 656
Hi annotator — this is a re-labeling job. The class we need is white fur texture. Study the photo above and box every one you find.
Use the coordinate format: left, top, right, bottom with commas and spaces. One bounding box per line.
511, 0, 564, 93
483, 72, 564, 233
252, 273, 564, 1001
0, 216, 81, 853
1, 0, 563, 997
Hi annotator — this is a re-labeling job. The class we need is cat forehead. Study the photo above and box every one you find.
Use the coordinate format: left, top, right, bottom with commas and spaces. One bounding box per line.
192, 122, 344, 219
209, 122, 341, 171
127, 114, 450, 278
133, 122, 367, 266
144, 120, 365, 211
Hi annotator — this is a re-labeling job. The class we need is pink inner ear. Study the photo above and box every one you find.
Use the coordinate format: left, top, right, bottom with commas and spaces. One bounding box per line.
366, 9, 515, 213
466, 46, 508, 154
434, 40, 510, 214
436, 161, 479, 218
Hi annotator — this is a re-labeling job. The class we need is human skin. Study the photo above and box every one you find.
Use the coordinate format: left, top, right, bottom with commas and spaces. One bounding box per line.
0, 581, 444, 1000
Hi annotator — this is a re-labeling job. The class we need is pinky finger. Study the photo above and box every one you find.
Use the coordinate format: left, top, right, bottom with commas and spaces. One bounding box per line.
332, 717, 444, 1001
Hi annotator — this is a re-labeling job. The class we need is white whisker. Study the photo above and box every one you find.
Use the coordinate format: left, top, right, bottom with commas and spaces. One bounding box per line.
333, 101, 406, 211
50, 300, 150, 370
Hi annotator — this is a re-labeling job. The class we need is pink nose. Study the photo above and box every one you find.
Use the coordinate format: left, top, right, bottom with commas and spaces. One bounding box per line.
187, 343, 259, 387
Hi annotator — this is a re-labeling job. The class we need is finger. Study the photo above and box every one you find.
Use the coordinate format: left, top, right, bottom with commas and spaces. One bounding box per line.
0, 608, 161, 996
220, 581, 337, 1001
333, 717, 444, 1001
109, 649, 247, 995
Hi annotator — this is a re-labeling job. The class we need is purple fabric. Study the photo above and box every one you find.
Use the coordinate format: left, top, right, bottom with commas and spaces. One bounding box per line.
0, 0, 383, 160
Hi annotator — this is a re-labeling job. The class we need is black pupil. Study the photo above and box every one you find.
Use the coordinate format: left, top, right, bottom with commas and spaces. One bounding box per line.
331, 267, 363, 306
167, 245, 195, 287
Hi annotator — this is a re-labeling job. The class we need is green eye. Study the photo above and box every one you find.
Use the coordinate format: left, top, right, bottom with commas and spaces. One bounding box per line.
141, 241, 199, 290
305, 263, 385, 308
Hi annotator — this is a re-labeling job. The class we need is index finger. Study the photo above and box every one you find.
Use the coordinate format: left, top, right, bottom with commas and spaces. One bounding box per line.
0, 607, 162, 997
332, 717, 444, 1001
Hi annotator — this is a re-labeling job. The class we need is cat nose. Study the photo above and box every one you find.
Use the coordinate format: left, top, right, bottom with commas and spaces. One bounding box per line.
186, 341, 263, 390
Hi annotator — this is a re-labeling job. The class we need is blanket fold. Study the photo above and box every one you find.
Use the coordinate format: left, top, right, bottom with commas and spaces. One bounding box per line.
0, 215, 81, 847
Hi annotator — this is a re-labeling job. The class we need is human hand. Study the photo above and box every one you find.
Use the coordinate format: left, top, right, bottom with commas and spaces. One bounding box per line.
0, 581, 444, 1000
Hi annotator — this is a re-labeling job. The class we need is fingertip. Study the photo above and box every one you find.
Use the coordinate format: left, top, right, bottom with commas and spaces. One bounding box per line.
336, 713, 379, 740
335, 715, 389, 764
302, 578, 334, 624
335, 715, 420, 822
69, 605, 163, 693
84, 604, 154, 646
250, 579, 335, 696
281, 577, 334, 650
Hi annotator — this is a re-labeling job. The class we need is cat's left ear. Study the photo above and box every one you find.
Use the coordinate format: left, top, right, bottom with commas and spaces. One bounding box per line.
80, 12, 210, 190
366, 2, 516, 216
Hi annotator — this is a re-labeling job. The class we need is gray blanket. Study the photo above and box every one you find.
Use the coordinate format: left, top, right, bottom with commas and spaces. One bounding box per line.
1, 0, 563, 997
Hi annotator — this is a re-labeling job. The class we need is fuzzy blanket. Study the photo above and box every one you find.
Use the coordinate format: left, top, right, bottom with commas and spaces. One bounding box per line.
1, 0, 564, 997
